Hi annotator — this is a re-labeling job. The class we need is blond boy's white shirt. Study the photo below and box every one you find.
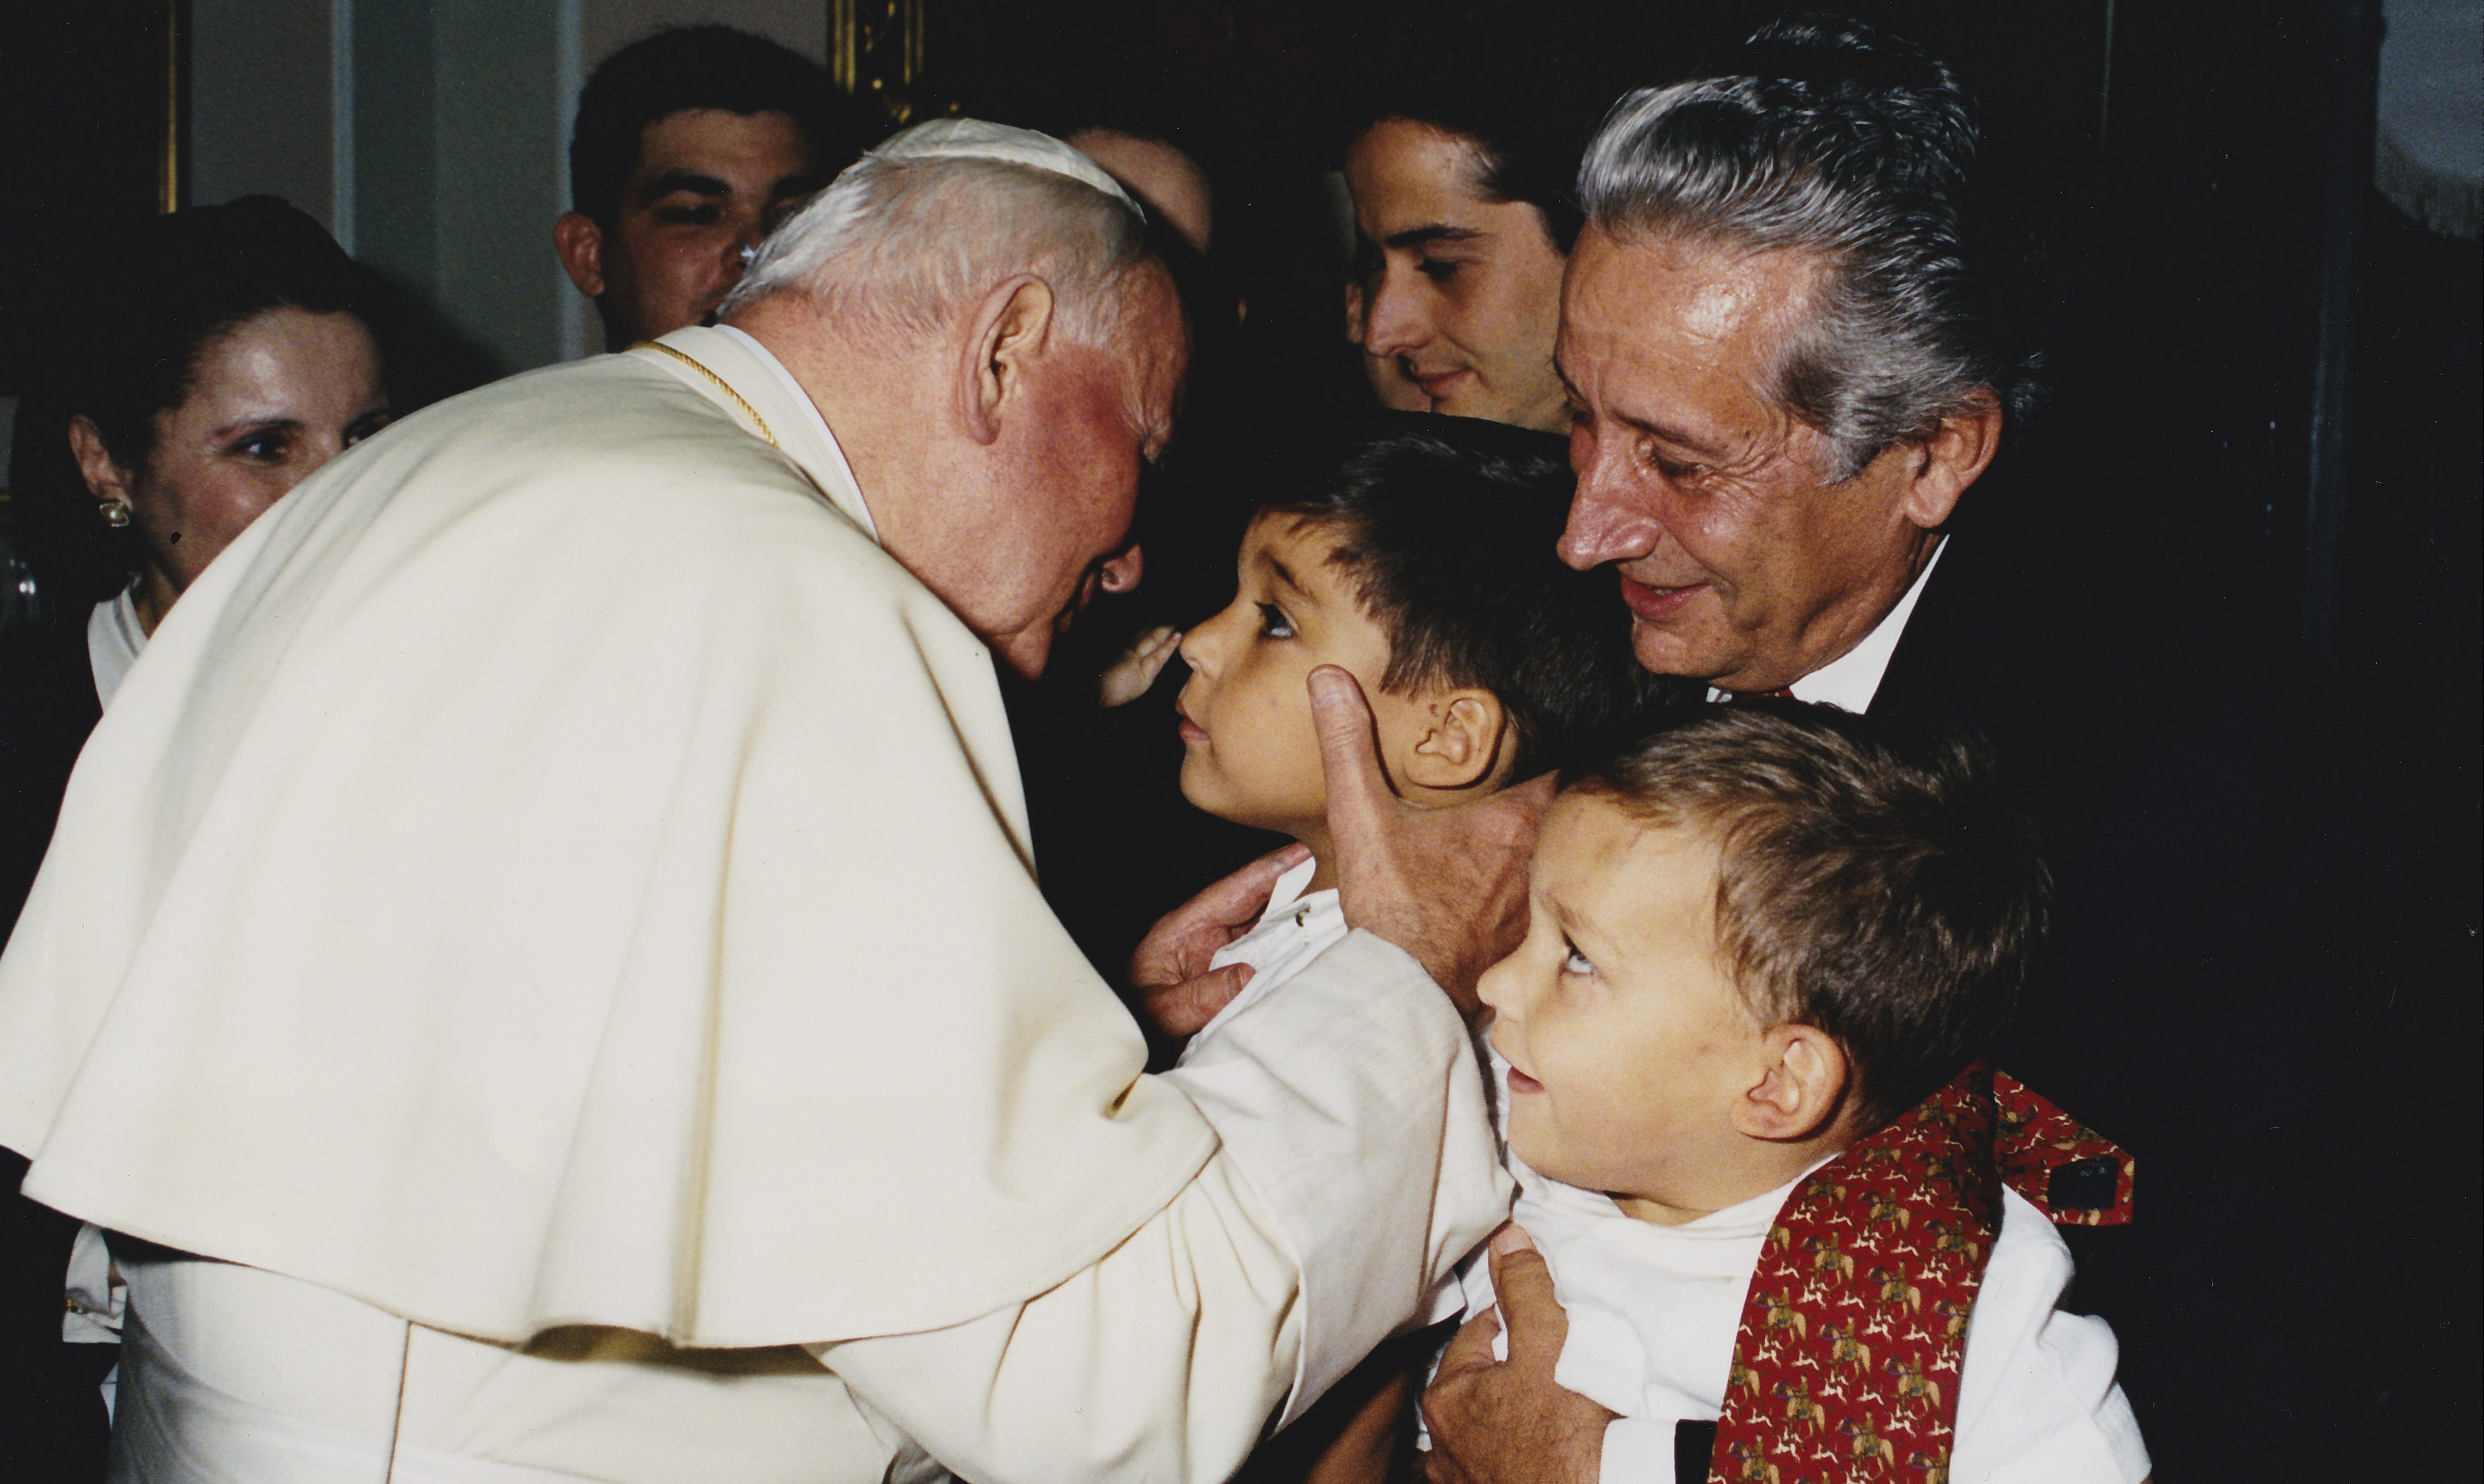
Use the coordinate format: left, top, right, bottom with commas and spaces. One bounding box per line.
1456, 1061, 2148, 1484
0, 327, 1506, 1481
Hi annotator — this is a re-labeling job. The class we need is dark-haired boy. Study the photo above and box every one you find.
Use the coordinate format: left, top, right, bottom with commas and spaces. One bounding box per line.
1450, 705, 2150, 1482
1172, 416, 1677, 1043
554, 26, 880, 348
1168, 413, 1674, 1480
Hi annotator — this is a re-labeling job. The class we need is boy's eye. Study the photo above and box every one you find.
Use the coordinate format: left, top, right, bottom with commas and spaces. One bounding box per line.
1418, 258, 1460, 284
656, 203, 723, 227
1255, 602, 1295, 639
1560, 939, 1594, 977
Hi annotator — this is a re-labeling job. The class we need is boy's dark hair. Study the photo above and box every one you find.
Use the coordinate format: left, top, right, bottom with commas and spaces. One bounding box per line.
1261, 413, 1682, 779
568, 26, 875, 230
1570, 703, 2049, 1127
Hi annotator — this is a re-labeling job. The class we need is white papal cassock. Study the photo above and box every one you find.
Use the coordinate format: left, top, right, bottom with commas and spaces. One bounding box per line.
0, 327, 1510, 1481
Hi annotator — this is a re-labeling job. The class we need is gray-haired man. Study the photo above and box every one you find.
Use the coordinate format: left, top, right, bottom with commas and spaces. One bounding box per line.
1405, 14, 2401, 1484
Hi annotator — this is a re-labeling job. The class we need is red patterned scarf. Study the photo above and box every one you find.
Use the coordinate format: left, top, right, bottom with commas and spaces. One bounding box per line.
1704, 1063, 2131, 1484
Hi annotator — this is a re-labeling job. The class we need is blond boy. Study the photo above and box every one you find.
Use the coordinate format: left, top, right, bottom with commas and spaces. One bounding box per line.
1447, 705, 2150, 1484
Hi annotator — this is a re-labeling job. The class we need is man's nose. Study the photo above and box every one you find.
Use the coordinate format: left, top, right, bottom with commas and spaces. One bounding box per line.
1558, 437, 1664, 572
1098, 544, 1144, 595
1359, 264, 1429, 357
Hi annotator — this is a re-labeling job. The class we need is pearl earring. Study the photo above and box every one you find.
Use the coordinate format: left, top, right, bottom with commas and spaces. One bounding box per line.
100, 499, 133, 529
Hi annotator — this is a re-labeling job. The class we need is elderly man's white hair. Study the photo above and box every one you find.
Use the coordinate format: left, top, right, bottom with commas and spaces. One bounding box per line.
721, 119, 1154, 345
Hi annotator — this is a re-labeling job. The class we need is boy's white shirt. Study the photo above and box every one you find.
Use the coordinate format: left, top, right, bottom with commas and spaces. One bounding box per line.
1181, 859, 1480, 1333
1455, 1057, 2150, 1484
1184, 857, 1346, 1048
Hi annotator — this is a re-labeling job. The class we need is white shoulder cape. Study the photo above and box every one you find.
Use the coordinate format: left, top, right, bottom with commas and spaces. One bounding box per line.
0, 328, 1218, 1348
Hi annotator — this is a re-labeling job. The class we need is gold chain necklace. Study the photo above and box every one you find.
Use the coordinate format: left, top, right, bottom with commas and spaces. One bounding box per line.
629, 340, 777, 447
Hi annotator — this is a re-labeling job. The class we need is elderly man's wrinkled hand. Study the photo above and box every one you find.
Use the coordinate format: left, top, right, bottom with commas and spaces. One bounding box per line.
1130, 843, 1312, 1035
1423, 1226, 1612, 1484
1310, 666, 1550, 1013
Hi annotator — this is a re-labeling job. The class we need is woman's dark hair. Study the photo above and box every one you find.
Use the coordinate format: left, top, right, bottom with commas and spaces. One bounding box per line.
8, 195, 377, 605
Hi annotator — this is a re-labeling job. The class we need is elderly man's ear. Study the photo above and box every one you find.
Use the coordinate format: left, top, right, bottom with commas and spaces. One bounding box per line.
959, 274, 1059, 445
1898, 390, 2004, 530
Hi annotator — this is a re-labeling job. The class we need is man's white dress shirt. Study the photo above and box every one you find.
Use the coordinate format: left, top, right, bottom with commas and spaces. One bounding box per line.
1710, 538, 1945, 711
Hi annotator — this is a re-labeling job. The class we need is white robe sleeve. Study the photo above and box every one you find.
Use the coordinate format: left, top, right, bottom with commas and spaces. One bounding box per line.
817, 930, 1512, 1483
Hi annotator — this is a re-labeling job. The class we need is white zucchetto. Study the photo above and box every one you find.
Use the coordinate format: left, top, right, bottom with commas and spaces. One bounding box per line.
872, 117, 1145, 219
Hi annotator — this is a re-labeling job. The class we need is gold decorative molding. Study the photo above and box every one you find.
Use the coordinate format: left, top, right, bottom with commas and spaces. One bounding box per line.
159, 0, 189, 212
830, 0, 929, 126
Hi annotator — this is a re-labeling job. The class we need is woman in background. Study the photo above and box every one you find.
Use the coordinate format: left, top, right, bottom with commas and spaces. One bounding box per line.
0, 194, 390, 1483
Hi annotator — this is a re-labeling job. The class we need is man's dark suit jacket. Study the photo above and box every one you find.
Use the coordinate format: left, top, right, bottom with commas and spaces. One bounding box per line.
1862, 511, 2471, 1477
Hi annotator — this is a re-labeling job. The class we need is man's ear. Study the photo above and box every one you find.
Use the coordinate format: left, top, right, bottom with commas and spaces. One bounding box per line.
957, 274, 1058, 446
1403, 690, 1510, 792
67, 415, 134, 506
553, 213, 607, 299
1733, 1023, 1852, 1142
1900, 389, 2002, 530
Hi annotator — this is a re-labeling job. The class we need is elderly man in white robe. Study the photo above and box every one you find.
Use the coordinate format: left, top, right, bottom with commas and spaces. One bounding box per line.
0, 122, 1519, 1483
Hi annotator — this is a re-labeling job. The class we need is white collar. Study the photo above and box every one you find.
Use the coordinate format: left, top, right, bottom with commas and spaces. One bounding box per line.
1259, 856, 1323, 921
1707, 536, 1945, 712
712, 324, 880, 542
86, 587, 147, 707
1517, 1144, 1834, 1246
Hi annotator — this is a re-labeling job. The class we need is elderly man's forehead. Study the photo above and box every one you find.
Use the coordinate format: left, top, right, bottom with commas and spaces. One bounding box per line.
1595, 228, 1824, 335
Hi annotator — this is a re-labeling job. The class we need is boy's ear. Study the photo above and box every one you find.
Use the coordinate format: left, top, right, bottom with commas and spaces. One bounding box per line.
1734, 1024, 1852, 1142
1402, 689, 1509, 792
